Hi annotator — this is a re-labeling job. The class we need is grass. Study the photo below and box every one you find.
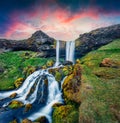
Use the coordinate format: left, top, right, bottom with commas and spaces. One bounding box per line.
0, 51, 49, 90
79, 39, 120, 123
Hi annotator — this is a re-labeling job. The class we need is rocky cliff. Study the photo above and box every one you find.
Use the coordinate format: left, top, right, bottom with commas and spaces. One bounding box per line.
0, 30, 55, 57
0, 24, 120, 58
75, 24, 120, 57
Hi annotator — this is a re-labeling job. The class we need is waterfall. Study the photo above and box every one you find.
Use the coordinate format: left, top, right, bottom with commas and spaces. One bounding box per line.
55, 40, 60, 66
66, 41, 75, 63
0, 70, 63, 123
0, 40, 76, 123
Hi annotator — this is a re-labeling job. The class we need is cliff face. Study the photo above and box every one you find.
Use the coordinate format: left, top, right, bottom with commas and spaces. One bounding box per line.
75, 24, 120, 57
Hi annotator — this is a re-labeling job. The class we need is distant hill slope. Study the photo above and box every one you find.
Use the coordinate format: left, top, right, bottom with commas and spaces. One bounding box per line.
75, 24, 120, 57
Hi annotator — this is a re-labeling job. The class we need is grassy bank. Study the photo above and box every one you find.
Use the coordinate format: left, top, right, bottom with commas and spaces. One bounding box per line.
79, 39, 120, 123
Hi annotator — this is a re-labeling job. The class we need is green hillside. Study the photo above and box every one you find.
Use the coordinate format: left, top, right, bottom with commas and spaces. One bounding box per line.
79, 39, 120, 123
0, 51, 49, 90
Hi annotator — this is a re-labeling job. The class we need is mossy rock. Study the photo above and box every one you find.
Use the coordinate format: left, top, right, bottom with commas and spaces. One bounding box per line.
52, 105, 79, 123
14, 78, 24, 88
62, 65, 73, 76
9, 93, 17, 98
100, 58, 120, 68
55, 71, 62, 82
23, 66, 36, 77
24, 104, 32, 112
21, 119, 32, 123
62, 63, 82, 103
8, 100, 24, 109
94, 67, 120, 79
52, 103, 63, 108
46, 60, 54, 67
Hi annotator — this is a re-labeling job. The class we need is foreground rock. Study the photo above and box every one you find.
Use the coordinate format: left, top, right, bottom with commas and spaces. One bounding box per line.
8, 100, 24, 109
75, 24, 120, 57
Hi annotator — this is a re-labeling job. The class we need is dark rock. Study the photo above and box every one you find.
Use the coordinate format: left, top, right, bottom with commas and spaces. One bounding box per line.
62, 61, 73, 65
0, 67, 4, 73
75, 24, 120, 57
9, 93, 17, 98
35, 116, 49, 123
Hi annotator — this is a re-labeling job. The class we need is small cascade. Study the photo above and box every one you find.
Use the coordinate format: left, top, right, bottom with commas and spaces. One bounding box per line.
66, 41, 75, 63
0, 69, 63, 123
55, 40, 60, 66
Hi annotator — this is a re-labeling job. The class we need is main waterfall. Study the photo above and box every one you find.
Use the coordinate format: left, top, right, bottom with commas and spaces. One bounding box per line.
0, 40, 75, 123
55, 40, 60, 66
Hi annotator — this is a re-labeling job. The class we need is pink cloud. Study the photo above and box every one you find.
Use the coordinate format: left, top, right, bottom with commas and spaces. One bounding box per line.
3, 5, 120, 40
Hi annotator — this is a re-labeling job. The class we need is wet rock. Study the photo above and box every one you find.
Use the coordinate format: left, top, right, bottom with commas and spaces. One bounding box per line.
24, 104, 32, 112
62, 61, 73, 66
8, 100, 24, 109
9, 93, 17, 98
22, 119, 32, 123
35, 116, 49, 123
52, 103, 63, 108
14, 78, 24, 88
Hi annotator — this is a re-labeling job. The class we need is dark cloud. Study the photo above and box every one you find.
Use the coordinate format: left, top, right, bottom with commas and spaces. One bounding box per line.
56, 0, 120, 12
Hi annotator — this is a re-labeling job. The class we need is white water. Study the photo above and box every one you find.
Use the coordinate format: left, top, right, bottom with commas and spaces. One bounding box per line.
66, 41, 75, 63
0, 69, 64, 123
55, 40, 60, 66
28, 74, 63, 123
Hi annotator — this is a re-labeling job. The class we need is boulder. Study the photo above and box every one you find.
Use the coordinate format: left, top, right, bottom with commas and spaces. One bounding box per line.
14, 78, 24, 88
8, 100, 24, 109
24, 104, 32, 112
100, 58, 120, 68
9, 93, 17, 98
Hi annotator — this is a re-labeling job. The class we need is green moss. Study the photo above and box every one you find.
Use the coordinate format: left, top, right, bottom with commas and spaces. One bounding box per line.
52, 105, 79, 123
55, 71, 62, 82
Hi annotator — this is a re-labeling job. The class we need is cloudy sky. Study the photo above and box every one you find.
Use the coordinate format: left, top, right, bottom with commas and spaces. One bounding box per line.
0, 0, 120, 40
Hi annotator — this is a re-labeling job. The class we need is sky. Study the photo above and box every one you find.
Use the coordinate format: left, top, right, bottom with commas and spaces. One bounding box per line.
0, 0, 120, 41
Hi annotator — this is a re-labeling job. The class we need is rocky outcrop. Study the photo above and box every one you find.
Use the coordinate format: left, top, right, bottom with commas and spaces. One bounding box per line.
75, 24, 120, 57
0, 30, 55, 57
